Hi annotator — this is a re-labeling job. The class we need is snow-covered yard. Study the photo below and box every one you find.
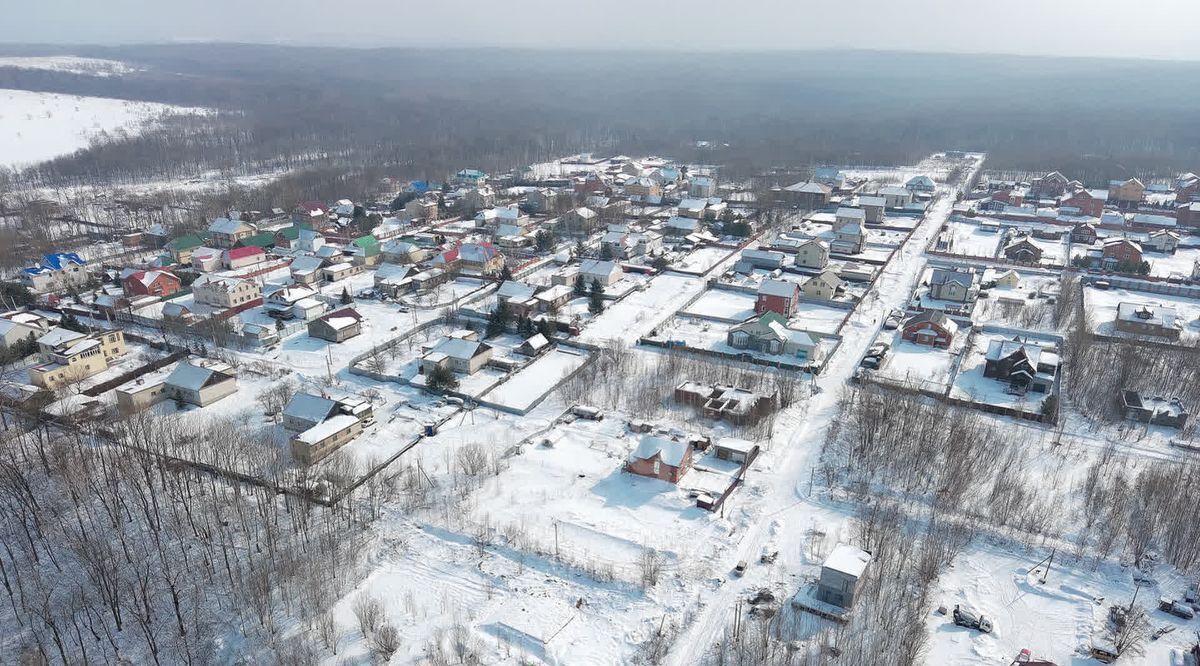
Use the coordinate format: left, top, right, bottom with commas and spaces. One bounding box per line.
671, 246, 735, 273
949, 329, 1060, 414
483, 347, 591, 411
872, 336, 962, 391
1084, 283, 1200, 344
580, 272, 708, 345
681, 289, 757, 322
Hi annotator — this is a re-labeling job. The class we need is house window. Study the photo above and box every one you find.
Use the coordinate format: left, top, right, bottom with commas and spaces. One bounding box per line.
652, 460, 660, 475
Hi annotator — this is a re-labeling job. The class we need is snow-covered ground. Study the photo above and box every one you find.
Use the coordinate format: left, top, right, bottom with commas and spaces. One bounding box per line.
681, 289, 757, 322
872, 336, 962, 391
580, 272, 709, 345
0, 88, 207, 169
484, 347, 590, 411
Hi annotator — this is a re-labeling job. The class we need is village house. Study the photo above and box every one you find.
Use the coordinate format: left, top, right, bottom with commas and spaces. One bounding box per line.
1175, 172, 1200, 203
497, 280, 539, 315
289, 255, 326, 286
121, 270, 181, 298
877, 186, 913, 209
688, 175, 717, 198
677, 198, 709, 219
794, 239, 831, 269
816, 545, 871, 609
166, 234, 206, 263
755, 279, 800, 317
368, 263, 411, 298
558, 207, 601, 235
422, 336, 494, 376
781, 182, 833, 209
857, 196, 886, 224
832, 208, 866, 254
1003, 236, 1043, 263
813, 167, 845, 189
664, 215, 701, 237
712, 439, 760, 465
404, 198, 439, 221
516, 333, 551, 357
207, 217, 257, 248
1030, 171, 1070, 199
224, 245, 267, 270
29, 328, 126, 390
928, 267, 976, 303
983, 338, 1059, 394
626, 436, 693, 484
578, 259, 623, 287
802, 270, 844, 301
322, 262, 365, 282
727, 312, 821, 363
624, 177, 662, 199
283, 393, 374, 465
308, 308, 363, 343
524, 188, 561, 214
534, 284, 574, 313
192, 275, 261, 309
461, 185, 496, 212
1114, 302, 1181, 339
901, 310, 958, 348
458, 242, 505, 276
738, 249, 785, 271
190, 246, 223, 272
1177, 202, 1200, 228
265, 284, 318, 312
454, 168, 488, 187
1070, 223, 1098, 245
164, 359, 238, 407
1099, 238, 1143, 269
21, 253, 90, 293
1144, 230, 1180, 254
1108, 178, 1146, 207
905, 175, 936, 194
1058, 189, 1105, 217
0, 312, 50, 351
1121, 391, 1188, 429
380, 239, 428, 265
573, 172, 609, 196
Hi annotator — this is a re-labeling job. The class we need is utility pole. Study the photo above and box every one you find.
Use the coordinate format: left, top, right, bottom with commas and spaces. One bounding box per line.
1040, 548, 1055, 584
1128, 577, 1143, 613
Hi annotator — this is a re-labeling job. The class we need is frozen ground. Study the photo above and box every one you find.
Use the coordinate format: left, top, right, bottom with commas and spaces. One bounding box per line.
872, 336, 962, 391
672, 246, 736, 273
1147, 247, 1200, 280
0, 88, 207, 168
483, 347, 590, 411
927, 542, 1196, 665
580, 272, 709, 345
681, 289, 757, 322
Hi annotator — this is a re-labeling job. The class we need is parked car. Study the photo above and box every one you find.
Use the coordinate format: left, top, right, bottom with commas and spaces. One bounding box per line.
1159, 598, 1196, 620
1093, 280, 1111, 290
867, 342, 890, 357
883, 309, 904, 330
733, 561, 748, 577
860, 356, 880, 369
952, 605, 993, 633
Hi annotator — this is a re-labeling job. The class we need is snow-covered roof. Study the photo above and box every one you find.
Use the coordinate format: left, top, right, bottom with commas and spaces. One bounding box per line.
431, 337, 490, 361
758, 279, 797, 298
824, 544, 871, 578
208, 217, 249, 235
1116, 302, 1180, 330
283, 393, 337, 424
497, 281, 537, 301
295, 414, 360, 445
858, 196, 886, 208
165, 360, 233, 392
579, 259, 619, 276
631, 436, 690, 467
37, 327, 86, 348
835, 207, 866, 221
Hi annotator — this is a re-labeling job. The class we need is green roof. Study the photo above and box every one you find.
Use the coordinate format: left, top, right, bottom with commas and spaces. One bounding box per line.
167, 233, 205, 251
278, 226, 300, 241
239, 232, 277, 248
352, 235, 380, 256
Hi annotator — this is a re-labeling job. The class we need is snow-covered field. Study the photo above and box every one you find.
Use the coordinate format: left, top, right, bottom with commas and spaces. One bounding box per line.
1147, 247, 1200, 280
0, 88, 207, 168
872, 336, 961, 391
671, 245, 735, 273
681, 289, 757, 322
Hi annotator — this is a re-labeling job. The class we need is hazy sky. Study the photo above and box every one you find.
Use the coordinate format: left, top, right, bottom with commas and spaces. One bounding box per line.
5, 0, 1200, 61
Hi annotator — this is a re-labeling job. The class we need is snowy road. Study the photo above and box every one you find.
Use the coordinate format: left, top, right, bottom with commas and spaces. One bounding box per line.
665, 162, 983, 665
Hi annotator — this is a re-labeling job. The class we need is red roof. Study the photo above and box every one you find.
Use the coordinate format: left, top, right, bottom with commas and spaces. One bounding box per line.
298, 201, 327, 213
227, 246, 265, 260
321, 308, 362, 322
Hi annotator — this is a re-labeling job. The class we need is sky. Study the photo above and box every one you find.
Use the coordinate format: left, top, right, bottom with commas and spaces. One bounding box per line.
4, 0, 1200, 62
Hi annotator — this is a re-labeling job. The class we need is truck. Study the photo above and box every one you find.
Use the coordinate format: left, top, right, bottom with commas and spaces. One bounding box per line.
952, 604, 994, 633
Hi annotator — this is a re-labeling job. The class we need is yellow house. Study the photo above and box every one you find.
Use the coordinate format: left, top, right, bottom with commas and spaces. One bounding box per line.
1108, 178, 1145, 205
30, 328, 127, 390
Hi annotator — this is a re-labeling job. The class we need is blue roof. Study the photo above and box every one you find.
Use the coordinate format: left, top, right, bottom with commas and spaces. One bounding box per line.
25, 252, 86, 274
815, 167, 843, 179
43, 252, 85, 270
457, 169, 486, 178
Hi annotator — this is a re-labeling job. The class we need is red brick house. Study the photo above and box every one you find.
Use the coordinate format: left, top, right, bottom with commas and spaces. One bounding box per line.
901, 310, 958, 349
755, 279, 800, 317
1177, 202, 1200, 228
1101, 238, 1143, 266
990, 189, 1023, 206
122, 270, 182, 298
1058, 190, 1104, 217
1070, 223, 1098, 245
1174, 173, 1199, 203
626, 436, 693, 484
574, 173, 609, 196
